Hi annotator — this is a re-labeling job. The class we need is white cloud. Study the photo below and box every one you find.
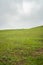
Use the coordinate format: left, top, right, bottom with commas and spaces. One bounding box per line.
22, 1, 41, 15
23, 1, 33, 15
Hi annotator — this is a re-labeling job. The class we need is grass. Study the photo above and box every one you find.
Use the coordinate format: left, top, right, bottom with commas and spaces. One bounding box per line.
0, 26, 43, 65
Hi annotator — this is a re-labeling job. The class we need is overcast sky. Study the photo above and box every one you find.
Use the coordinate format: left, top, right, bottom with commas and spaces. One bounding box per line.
0, 0, 43, 29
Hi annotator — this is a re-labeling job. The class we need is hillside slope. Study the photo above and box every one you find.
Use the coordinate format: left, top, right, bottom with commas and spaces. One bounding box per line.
0, 26, 43, 65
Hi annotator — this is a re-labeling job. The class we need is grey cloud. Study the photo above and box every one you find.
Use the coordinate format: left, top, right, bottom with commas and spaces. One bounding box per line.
0, 0, 43, 29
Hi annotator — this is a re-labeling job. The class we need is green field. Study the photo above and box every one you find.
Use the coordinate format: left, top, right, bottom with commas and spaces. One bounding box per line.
0, 26, 43, 65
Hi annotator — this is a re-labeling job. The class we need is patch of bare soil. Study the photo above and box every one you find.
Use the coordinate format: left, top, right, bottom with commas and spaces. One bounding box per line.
0, 58, 26, 65
31, 48, 43, 57
16, 59, 26, 65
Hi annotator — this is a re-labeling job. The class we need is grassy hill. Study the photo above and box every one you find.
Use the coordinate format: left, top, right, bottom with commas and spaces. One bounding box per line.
0, 26, 43, 65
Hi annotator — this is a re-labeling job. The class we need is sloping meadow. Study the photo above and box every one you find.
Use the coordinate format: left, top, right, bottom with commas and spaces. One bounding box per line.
0, 26, 43, 65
